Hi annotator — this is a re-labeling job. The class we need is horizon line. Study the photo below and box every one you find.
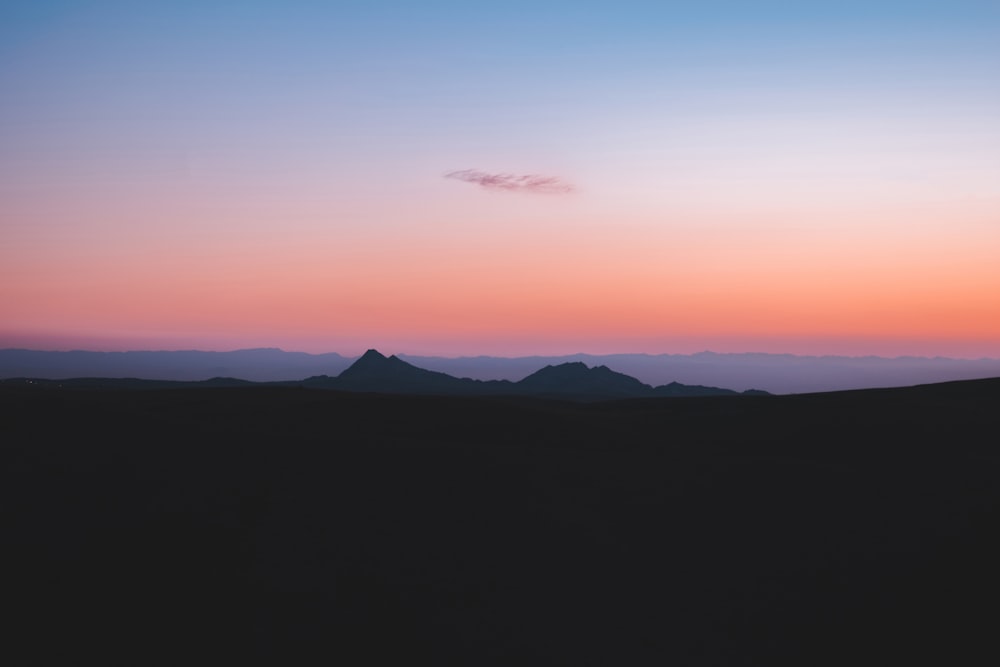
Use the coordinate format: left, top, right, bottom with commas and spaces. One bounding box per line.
3, 346, 999, 362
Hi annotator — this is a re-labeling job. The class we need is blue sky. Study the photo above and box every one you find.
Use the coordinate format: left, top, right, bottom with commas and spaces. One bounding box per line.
2, 1, 998, 356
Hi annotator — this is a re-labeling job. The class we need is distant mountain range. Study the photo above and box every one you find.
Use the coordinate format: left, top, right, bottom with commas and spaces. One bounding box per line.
0, 348, 350, 383
401, 351, 1000, 395
2, 349, 763, 401
3, 347, 1000, 394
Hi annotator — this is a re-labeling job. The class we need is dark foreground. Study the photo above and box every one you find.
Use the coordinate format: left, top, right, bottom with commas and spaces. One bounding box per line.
3, 379, 1000, 665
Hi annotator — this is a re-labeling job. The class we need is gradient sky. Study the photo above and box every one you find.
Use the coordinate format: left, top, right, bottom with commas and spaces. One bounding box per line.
2, 1, 998, 357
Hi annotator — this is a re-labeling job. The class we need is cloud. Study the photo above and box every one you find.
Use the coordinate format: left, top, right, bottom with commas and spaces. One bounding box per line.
444, 169, 574, 194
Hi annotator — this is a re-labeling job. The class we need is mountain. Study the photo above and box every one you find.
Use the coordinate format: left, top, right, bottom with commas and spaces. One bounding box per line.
513, 362, 750, 400
6, 347, 1000, 393
2, 348, 763, 399
294, 351, 752, 400
517, 362, 654, 399
652, 381, 738, 397
398, 352, 1000, 394
304, 349, 510, 395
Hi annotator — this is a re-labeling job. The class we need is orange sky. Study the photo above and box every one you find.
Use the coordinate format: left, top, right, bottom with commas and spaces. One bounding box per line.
2, 2, 998, 357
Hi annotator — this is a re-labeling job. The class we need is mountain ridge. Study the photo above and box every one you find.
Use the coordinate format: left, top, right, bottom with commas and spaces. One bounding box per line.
4, 347, 1000, 393
2, 348, 756, 400
273, 349, 759, 399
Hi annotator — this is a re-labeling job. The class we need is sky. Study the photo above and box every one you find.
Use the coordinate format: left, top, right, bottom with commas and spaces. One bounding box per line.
2, 1, 998, 357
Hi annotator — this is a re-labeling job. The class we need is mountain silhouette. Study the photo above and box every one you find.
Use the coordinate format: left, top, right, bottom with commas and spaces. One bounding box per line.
296, 350, 754, 399
304, 349, 509, 395
336, 349, 436, 384
651, 381, 738, 397
1, 347, 762, 399
8, 348, 1000, 393
517, 362, 652, 399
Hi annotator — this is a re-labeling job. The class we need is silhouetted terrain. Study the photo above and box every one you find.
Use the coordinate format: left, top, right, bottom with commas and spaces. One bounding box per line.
3, 349, 756, 400
402, 351, 1000, 394
298, 349, 754, 399
7, 347, 1000, 393
3, 376, 999, 664
0, 347, 353, 382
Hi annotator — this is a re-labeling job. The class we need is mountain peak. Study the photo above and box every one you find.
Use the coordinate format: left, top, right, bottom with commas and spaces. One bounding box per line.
338, 349, 394, 379
332, 347, 477, 393
517, 361, 650, 397
531, 361, 588, 376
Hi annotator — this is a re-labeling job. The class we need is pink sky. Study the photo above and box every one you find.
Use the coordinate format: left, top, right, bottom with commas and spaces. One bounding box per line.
2, 2, 998, 358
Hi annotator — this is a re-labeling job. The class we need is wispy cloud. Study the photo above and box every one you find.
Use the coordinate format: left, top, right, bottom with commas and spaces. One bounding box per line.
444, 169, 574, 194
